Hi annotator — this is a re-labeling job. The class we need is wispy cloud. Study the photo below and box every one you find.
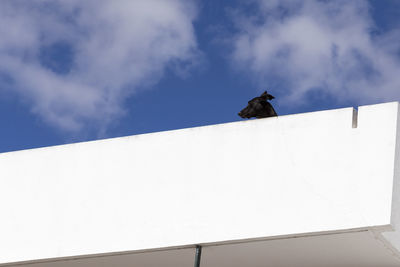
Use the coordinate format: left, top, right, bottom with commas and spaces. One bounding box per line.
0, 0, 200, 133
229, 0, 400, 106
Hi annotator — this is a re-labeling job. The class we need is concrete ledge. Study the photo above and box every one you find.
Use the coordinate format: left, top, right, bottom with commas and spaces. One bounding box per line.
0, 102, 399, 266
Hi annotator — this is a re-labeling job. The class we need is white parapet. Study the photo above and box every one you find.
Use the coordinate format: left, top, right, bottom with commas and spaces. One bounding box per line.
1, 102, 400, 266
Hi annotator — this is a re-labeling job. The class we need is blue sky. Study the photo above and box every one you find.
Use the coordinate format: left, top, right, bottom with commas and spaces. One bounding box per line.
1, 0, 400, 153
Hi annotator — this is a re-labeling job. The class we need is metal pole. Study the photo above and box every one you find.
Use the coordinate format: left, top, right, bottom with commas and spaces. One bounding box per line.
194, 245, 202, 267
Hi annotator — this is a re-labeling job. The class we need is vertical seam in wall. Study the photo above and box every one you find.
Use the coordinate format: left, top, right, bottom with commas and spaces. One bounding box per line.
352, 107, 358, 128
391, 103, 400, 227
382, 102, 400, 256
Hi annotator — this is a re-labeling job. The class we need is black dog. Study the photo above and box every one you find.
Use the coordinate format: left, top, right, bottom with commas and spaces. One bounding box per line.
238, 91, 277, 119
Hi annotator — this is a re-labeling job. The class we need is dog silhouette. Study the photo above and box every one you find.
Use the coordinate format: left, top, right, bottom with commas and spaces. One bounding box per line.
238, 91, 277, 119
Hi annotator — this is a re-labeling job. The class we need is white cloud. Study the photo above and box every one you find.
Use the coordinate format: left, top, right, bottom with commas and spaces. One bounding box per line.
0, 0, 200, 132
230, 0, 400, 106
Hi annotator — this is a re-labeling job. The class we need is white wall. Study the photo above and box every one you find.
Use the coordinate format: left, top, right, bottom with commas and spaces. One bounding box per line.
0, 102, 399, 264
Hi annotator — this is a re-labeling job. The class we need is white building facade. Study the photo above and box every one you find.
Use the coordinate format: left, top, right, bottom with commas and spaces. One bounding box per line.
1, 102, 400, 266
